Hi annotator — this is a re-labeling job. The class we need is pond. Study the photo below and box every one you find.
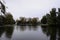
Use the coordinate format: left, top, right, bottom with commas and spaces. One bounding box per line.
0, 25, 59, 40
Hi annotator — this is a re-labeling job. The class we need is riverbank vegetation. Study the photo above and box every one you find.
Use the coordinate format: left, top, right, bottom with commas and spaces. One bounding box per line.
41, 8, 60, 25
0, 12, 15, 25
0, 8, 60, 26
16, 17, 40, 26
41, 8, 60, 40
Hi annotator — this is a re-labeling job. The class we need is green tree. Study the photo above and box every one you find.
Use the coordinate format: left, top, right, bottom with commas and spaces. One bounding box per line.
46, 14, 50, 24
49, 8, 56, 25
27, 18, 32, 25
17, 17, 26, 25
31, 18, 38, 25
41, 15, 47, 24
4, 12, 15, 25
0, 15, 5, 25
57, 8, 60, 25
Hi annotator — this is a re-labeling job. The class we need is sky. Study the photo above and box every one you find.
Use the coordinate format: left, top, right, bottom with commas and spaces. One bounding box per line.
3, 0, 60, 20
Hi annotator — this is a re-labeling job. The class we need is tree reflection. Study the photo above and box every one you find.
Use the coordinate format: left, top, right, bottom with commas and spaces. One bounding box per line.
19, 26, 26, 31
17, 25, 38, 31
31, 25, 38, 31
28, 26, 32, 30
28, 25, 38, 31
41, 26, 48, 35
41, 24, 60, 40
0, 27, 5, 37
5, 26, 14, 38
0, 26, 14, 40
57, 25, 60, 40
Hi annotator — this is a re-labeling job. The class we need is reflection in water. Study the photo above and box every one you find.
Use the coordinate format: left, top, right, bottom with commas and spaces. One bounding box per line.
28, 26, 38, 31
17, 25, 38, 31
19, 26, 26, 31
15, 25, 47, 40
41, 25, 60, 40
5, 26, 14, 38
0, 27, 5, 37
57, 25, 60, 40
28, 26, 32, 30
0, 26, 14, 40
31, 25, 38, 31
0, 25, 49, 40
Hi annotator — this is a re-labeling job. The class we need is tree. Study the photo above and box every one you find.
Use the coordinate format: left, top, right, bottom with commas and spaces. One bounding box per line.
0, 15, 5, 25
57, 8, 60, 25
31, 18, 38, 25
50, 8, 56, 24
27, 18, 32, 25
41, 15, 47, 24
4, 12, 15, 25
17, 17, 26, 25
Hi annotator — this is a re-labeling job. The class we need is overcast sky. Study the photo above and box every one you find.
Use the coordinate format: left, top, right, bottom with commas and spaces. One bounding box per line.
4, 0, 60, 19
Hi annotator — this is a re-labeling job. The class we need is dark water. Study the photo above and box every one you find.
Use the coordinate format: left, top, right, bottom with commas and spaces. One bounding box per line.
0, 25, 59, 40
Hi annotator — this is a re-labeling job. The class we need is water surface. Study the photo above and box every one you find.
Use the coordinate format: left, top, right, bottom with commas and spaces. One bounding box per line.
0, 25, 51, 40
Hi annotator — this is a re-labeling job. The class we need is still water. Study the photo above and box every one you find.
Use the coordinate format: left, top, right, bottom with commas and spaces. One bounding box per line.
0, 25, 59, 40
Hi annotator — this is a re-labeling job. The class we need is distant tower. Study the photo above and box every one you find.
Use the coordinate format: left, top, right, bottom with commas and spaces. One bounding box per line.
0, 0, 6, 15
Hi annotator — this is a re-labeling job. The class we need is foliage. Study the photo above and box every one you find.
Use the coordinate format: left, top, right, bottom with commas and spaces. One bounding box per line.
4, 13, 15, 25
16, 17, 39, 25
0, 15, 5, 25
41, 8, 59, 25
41, 15, 47, 24
31, 18, 38, 24
57, 8, 60, 25
0, 12, 15, 25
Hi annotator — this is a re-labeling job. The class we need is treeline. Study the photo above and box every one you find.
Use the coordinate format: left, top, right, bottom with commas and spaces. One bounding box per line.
41, 8, 60, 25
16, 17, 40, 26
0, 12, 15, 25
1, 8, 60, 26
0, 12, 41, 26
